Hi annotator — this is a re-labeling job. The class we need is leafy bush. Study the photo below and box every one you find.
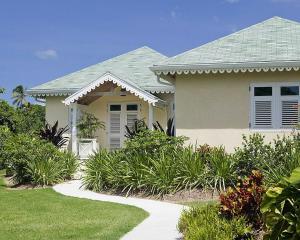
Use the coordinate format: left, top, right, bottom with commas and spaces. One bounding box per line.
77, 111, 105, 138
175, 146, 208, 190
124, 129, 187, 155
178, 205, 252, 240
206, 147, 234, 192
15, 104, 45, 135
262, 136, 300, 186
2, 134, 78, 185
59, 151, 79, 180
261, 167, 300, 240
233, 134, 271, 177
0, 100, 18, 132
0, 100, 45, 135
0, 126, 12, 169
220, 170, 265, 229
83, 130, 236, 195
39, 121, 69, 148
25, 157, 64, 186
233, 134, 300, 186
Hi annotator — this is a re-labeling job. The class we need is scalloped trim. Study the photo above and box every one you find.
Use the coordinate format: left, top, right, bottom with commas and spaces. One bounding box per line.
155, 66, 300, 75
63, 72, 160, 106
29, 92, 72, 97
149, 90, 174, 94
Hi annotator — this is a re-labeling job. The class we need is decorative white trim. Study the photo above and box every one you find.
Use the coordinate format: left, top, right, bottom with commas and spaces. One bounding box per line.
151, 65, 300, 76
63, 72, 162, 106
27, 92, 73, 97
149, 90, 175, 94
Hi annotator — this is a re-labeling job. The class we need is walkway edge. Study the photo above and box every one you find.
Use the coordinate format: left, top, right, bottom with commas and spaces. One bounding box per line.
53, 180, 186, 240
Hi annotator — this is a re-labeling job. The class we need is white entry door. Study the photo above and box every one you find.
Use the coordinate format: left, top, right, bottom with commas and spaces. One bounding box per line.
109, 103, 139, 150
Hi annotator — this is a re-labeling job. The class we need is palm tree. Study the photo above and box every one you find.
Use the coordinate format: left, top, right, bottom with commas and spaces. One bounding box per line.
12, 85, 28, 108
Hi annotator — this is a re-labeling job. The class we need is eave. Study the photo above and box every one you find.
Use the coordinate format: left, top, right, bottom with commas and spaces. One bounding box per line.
150, 60, 300, 75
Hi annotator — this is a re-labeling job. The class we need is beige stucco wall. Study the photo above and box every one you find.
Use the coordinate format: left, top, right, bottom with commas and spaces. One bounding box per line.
45, 93, 171, 149
45, 96, 69, 127
175, 70, 300, 152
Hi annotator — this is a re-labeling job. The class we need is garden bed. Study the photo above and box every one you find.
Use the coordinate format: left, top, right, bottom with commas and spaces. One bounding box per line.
96, 188, 219, 204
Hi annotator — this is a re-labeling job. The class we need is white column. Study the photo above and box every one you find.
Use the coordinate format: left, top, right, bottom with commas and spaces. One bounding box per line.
71, 102, 78, 155
148, 102, 154, 129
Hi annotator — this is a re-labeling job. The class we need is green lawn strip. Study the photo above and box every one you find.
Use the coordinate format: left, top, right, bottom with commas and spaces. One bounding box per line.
0, 170, 148, 240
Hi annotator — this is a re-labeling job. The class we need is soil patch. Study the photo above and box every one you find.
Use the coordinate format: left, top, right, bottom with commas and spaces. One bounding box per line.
3, 176, 47, 190
96, 188, 219, 204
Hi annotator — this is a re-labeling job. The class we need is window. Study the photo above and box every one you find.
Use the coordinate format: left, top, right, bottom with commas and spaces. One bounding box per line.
251, 83, 300, 129
126, 104, 138, 111
110, 104, 121, 111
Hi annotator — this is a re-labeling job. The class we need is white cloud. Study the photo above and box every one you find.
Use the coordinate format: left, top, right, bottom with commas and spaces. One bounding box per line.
171, 10, 177, 19
35, 49, 58, 60
225, 0, 240, 3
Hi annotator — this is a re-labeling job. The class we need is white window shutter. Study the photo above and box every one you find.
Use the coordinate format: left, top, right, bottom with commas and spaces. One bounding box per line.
281, 100, 299, 127
109, 113, 121, 149
126, 113, 138, 129
110, 137, 121, 150
110, 113, 121, 134
254, 100, 272, 127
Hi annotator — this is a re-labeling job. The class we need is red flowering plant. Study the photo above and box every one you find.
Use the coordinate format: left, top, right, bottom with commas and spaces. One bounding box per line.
219, 170, 265, 229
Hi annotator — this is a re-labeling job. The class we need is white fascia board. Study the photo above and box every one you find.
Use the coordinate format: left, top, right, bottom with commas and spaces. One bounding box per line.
63, 72, 162, 106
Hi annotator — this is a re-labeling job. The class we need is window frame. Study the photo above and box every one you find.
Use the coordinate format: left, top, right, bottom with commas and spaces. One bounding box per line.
107, 102, 140, 149
250, 82, 300, 130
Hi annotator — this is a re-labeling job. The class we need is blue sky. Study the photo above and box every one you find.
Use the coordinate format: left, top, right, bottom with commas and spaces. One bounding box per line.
1, 0, 300, 101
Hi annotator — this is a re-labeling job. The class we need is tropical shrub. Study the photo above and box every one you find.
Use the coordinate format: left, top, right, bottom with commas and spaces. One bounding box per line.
220, 170, 265, 229
178, 204, 252, 240
233, 134, 271, 177
0, 126, 12, 169
233, 134, 300, 186
125, 118, 175, 138
175, 146, 208, 190
0, 99, 45, 134
124, 129, 187, 155
15, 104, 45, 134
261, 136, 300, 186
40, 121, 69, 148
206, 147, 235, 192
77, 111, 105, 138
25, 157, 64, 186
261, 167, 300, 240
84, 135, 236, 195
2, 134, 78, 185
59, 151, 79, 180
0, 100, 18, 132
125, 119, 148, 139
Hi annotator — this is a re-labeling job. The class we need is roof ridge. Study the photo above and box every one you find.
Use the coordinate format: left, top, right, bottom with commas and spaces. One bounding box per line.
157, 16, 300, 65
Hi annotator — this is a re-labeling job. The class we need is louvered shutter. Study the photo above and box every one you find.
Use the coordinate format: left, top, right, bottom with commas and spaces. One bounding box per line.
126, 113, 138, 129
110, 113, 121, 149
281, 100, 299, 127
254, 100, 272, 127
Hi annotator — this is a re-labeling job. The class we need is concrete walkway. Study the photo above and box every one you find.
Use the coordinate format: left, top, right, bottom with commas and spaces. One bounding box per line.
53, 180, 185, 240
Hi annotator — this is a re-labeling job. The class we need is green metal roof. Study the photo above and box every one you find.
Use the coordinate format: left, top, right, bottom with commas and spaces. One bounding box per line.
152, 17, 300, 72
28, 46, 174, 96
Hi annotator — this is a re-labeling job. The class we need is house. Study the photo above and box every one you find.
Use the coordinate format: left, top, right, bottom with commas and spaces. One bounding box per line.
27, 16, 300, 153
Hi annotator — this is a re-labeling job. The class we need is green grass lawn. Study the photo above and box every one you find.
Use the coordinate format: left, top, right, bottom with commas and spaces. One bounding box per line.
0, 170, 148, 240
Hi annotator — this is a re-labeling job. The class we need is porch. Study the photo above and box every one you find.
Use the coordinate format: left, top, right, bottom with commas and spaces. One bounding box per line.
63, 73, 173, 157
